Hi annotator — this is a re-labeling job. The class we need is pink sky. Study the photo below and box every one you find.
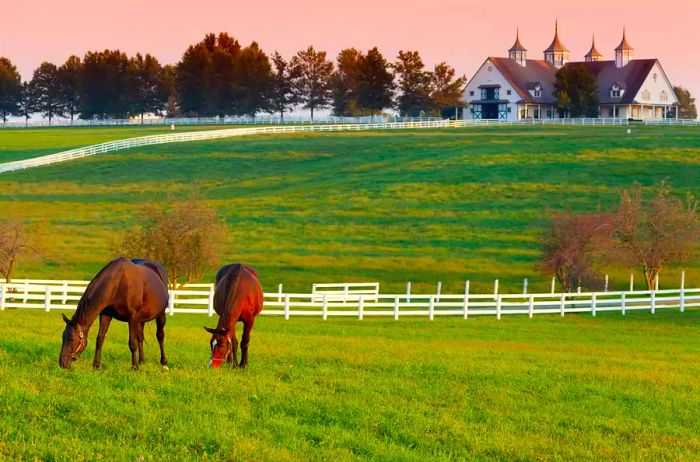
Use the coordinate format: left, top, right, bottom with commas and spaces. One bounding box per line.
2, 0, 699, 104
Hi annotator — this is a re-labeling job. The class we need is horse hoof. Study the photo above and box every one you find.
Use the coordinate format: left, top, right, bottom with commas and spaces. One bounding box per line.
162, 365, 169, 371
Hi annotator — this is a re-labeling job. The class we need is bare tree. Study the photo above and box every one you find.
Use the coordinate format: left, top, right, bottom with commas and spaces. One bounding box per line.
0, 221, 41, 283
115, 198, 226, 288
539, 212, 613, 292
612, 184, 700, 290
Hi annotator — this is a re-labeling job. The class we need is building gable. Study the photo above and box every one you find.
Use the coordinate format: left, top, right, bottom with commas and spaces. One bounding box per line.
464, 58, 522, 103
630, 61, 678, 105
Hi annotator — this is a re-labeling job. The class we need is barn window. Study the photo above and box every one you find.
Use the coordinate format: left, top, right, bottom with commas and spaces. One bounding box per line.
611, 84, 622, 98
642, 90, 651, 101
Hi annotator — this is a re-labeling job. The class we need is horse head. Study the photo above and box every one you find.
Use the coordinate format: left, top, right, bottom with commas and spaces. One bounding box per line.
204, 327, 231, 368
59, 313, 87, 369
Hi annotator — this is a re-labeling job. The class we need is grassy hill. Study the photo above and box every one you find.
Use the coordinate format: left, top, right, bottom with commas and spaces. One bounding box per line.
1, 309, 698, 461
1, 125, 699, 293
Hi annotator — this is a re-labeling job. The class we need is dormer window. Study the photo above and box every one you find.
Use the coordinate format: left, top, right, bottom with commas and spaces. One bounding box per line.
529, 83, 542, 98
610, 83, 624, 98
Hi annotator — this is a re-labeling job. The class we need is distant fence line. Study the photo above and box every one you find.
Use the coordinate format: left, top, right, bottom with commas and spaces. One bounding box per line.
2, 117, 698, 175
0, 278, 695, 320
0, 115, 440, 129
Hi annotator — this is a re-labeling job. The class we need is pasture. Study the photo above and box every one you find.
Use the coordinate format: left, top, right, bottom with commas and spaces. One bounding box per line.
1, 309, 698, 461
1, 125, 699, 293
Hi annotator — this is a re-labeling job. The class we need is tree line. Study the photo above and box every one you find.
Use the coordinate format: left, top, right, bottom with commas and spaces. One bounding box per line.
0, 33, 466, 123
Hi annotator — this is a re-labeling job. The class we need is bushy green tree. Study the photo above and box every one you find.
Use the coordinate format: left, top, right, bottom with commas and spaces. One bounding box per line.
356, 47, 394, 116
80, 50, 131, 119
269, 52, 300, 119
430, 62, 466, 118
290, 46, 334, 121
127, 53, 170, 122
58, 56, 82, 122
0, 57, 22, 123
554, 65, 599, 118
673, 86, 697, 119
30, 62, 64, 124
394, 51, 432, 117
331, 48, 363, 117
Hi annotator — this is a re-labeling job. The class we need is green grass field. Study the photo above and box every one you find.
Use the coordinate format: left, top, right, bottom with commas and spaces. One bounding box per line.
1, 309, 698, 461
1, 125, 699, 294
0, 125, 237, 163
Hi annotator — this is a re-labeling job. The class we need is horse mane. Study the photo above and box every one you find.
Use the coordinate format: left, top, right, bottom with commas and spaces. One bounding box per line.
216, 265, 248, 325
73, 257, 129, 325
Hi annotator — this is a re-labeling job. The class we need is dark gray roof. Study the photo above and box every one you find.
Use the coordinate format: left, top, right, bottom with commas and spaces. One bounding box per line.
489, 57, 660, 105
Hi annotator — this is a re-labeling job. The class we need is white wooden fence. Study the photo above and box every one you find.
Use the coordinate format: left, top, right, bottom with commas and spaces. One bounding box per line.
5, 117, 691, 175
1, 279, 696, 320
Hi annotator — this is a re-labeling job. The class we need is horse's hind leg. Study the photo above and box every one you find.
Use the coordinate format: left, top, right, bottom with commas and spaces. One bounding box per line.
128, 320, 140, 371
156, 313, 168, 367
239, 320, 254, 369
93, 314, 112, 369
138, 322, 146, 364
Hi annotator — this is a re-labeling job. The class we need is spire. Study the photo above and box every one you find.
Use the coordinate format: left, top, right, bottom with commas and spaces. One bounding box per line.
585, 35, 603, 62
509, 27, 527, 66
544, 20, 570, 68
544, 20, 569, 53
509, 27, 527, 52
615, 27, 633, 68
615, 26, 633, 51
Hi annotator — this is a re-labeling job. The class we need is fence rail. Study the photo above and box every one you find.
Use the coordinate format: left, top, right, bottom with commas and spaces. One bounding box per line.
0, 279, 695, 320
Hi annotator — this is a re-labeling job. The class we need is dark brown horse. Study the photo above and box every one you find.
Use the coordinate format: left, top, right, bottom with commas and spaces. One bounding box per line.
59, 257, 169, 370
205, 264, 263, 368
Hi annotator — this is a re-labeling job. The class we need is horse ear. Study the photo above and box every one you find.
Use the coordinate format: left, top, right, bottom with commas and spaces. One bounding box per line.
62, 313, 71, 325
204, 327, 218, 335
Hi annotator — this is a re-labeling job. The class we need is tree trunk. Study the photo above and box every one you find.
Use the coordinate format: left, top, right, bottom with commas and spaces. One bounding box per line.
310, 106, 314, 123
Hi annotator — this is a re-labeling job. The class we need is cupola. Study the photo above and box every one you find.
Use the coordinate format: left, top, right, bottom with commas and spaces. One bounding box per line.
544, 21, 570, 68
509, 28, 527, 67
615, 28, 633, 68
585, 35, 603, 62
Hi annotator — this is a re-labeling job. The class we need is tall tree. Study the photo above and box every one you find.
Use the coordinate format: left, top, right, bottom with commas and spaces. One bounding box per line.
290, 46, 333, 121
127, 53, 170, 122
331, 48, 363, 116
393, 51, 432, 117
30, 62, 64, 124
58, 56, 82, 122
17, 82, 36, 126
673, 86, 697, 119
232, 42, 273, 116
268, 52, 300, 119
80, 50, 131, 119
430, 62, 467, 118
176, 41, 212, 116
0, 57, 22, 123
553, 65, 599, 118
612, 184, 700, 290
356, 47, 394, 116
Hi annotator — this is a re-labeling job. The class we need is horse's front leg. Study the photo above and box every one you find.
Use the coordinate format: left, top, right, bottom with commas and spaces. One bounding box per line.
128, 320, 140, 371
229, 324, 239, 368
156, 312, 168, 367
93, 314, 112, 369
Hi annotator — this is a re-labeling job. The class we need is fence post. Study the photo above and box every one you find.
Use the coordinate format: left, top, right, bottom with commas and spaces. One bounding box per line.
207, 286, 215, 317
344, 286, 349, 304
463, 281, 470, 320
655, 274, 659, 291
621, 292, 626, 316
591, 293, 597, 317
436, 281, 442, 303
23, 280, 29, 303
523, 278, 528, 295
428, 295, 435, 321
496, 295, 502, 320
494, 279, 499, 300
680, 271, 686, 312
62, 281, 68, 305
630, 274, 634, 292
168, 292, 175, 316
604, 275, 609, 292
278, 284, 283, 303
651, 290, 656, 315
0, 284, 4, 311
44, 286, 51, 312
322, 294, 328, 321
528, 294, 534, 318
551, 277, 556, 294
393, 295, 400, 320
358, 295, 364, 320
283, 294, 290, 320
406, 281, 411, 303
560, 294, 565, 317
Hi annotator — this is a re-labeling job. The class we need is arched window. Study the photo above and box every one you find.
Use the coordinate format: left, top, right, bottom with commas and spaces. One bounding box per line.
642, 90, 651, 101
660, 91, 668, 102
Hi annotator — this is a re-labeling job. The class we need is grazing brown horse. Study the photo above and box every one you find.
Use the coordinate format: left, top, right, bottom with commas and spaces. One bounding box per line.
59, 257, 169, 370
205, 264, 263, 368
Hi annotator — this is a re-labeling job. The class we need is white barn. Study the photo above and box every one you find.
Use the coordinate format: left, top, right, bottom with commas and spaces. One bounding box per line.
463, 24, 679, 121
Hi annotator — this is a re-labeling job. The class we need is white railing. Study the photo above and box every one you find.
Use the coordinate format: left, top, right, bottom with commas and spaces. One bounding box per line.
0, 279, 695, 320
643, 119, 700, 126
0, 115, 441, 129
461, 117, 630, 126
0, 120, 461, 174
